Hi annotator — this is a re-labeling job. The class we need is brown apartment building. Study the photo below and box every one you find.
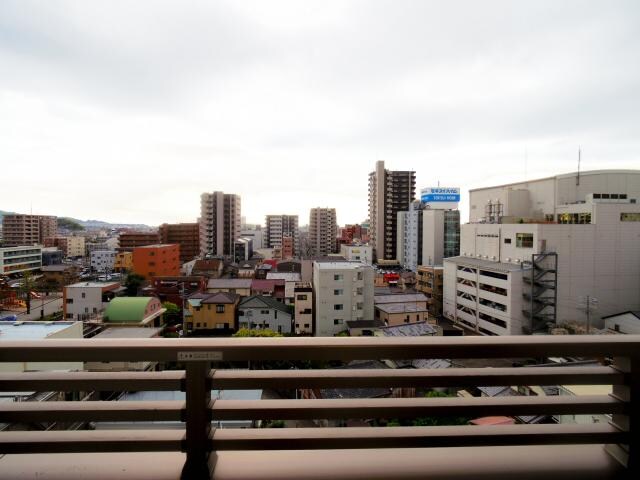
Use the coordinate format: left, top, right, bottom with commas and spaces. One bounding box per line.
2, 214, 57, 246
159, 223, 199, 263
118, 231, 160, 251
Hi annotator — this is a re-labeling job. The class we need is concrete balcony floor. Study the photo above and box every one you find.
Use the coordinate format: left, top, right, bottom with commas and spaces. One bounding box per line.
0, 444, 623, 480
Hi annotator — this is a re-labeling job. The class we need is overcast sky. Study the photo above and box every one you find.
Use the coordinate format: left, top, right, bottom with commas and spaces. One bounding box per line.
1, 1, 639, 226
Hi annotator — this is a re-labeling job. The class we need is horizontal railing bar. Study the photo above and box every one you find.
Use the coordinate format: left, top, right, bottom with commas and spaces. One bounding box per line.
211, 396, 626, 420
1, 336, 639, 362
211, 424, 629, 450
0, 430, 184, 454
0, 424, 628, 454
0, 401, 185, 423
211, 366, 624, 389
0, 371, 184, 392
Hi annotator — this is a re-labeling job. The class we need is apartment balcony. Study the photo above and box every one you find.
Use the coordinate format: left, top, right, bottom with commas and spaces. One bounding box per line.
0, 336, 638, 480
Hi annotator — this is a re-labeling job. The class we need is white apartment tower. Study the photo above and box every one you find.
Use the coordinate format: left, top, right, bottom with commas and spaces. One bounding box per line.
444, 170, 640, 336
265, 215, 299, 255
313, 261, 375, 336
309, 208, 338, 257
368, 160, 416, 261
200, 192, 241, 258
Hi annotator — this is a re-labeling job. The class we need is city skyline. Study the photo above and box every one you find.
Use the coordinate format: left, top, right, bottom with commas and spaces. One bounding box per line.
2, 1, 639, 225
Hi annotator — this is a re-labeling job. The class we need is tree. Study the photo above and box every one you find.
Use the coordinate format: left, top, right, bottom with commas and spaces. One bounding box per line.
124, 273, 145, 296
19, 271, 38, 315
232, 328, 283, 338
162, 301, 181, 323
57, 217, 85, 231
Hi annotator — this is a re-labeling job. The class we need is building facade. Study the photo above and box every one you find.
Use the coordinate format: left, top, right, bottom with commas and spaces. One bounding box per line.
0, 246, 42, 275
416, 265, 444, 318
238, 295, 293, 334
200, 191, 241, 258
159, 223, 200, 263
90, 250, 116, 272
339, 244, 373, 265
294, 282, 313, 335
240, 226, 264, 250
117, 231, 159, 251
368, 160, 416, 261
185, 292, 239, 333
312, 261, 375, 336
309, 208, 338, 257
397, 195, 460, 272
132, 244, 180, 279
1, 214, 57, 246
63, 281, 121, 321
44, 236, 86, 258
444, 171, 640, 336
265, 215, 299, 256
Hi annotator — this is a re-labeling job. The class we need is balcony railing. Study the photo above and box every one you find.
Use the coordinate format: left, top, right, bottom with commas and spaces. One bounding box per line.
0, 336, 638, 479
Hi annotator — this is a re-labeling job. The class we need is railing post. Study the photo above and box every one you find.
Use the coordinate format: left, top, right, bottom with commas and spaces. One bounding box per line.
181, 360, 212, 480
607, 355, 639, 477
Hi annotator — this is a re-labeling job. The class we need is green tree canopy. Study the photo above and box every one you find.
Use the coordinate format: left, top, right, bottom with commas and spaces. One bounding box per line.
232, 328, 283, 338
124, 273, 145, 296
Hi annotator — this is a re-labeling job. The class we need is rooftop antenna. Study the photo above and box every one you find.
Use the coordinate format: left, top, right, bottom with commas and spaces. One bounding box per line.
576, 147, 581, 186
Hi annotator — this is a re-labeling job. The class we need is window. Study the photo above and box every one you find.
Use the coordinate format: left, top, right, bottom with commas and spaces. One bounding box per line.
304, 324, 310, 328
196, 323, 201, 328
621, 213, 640, 222
516, 233, 533, 248
297, 294, 307, 300
66, 314, 73, 319
216, 305, 225, 313
333, 319, 344, 325
84, 307, 89, 313
81, 292, 86, 299
66, 298, 73, 304
278, 326, 282, 333
93, 307, 97, 313
479, 270, 508, 281
334, 274, 343, 281
261, 309, 270, 314
334, 304, 343, 310
504, 238, 511, 244
357, 272, 363, 280
333, 289, 343, 296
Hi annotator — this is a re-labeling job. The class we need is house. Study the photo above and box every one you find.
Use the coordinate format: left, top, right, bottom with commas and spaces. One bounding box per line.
250, 279, 285, 301
207, 278, 252, 297
63, 281, 124, 321
191, 259, 224, 278
294, 282, 313, 335
601, 311, 640, 334
102, 297, 166, 327
346, 319, 384, 336
266, 272, 300, 304
375, 302, 429, 326
40, 264, 80, 289
148, 276, 206, 307
238, 295, 293, 334
184, 292, 239, 333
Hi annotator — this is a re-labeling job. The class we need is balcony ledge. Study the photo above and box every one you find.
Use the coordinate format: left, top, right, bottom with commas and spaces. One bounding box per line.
0, 445, 623, 480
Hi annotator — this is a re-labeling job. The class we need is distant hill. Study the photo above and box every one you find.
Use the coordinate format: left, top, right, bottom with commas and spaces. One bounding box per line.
0, 211, 151, 230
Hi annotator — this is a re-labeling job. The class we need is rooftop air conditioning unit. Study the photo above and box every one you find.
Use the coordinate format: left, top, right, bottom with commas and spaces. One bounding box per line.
491, 256, 497, 260
506, 258, 511, 262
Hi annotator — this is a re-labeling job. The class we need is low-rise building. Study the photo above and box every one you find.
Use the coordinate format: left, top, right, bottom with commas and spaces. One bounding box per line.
185, 292, 239, 333
132, 244, 180, 279
416, 265, 444, 318
234, 237, 254, 263
91, 250, 116, 273
114, 251, 133, 273
601, 311, 640, 334
207, 278, 252, 296
238, 295, 293, 334
0, 245, 42, 276
103, 297, 165, 327
313, 261, 375, 336
150, 276, 206, 308
266, 272, 301, 305
40, 264, 80, 289
375, 302, 429, 326
294, 282, 313, 335
191, 259, 224, 278
63, 281, 123, 321
41, 247, 63, 266
0, 321, 83, 373
346, 319, 384, 336
85, 327, 162, 372
250, 279, 285, 301
340, 244, 373, 265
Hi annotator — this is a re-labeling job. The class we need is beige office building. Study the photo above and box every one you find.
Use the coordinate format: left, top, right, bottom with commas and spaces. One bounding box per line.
200, 192, 241, 258
309, 208, 337, 257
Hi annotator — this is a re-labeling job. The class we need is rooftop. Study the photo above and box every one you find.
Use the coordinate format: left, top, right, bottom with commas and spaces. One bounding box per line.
374, 293, 429, 304
379, 321, 438, 337
239, 295, 291, 314
266, 272, 301, 282
315, 261, 367, 270
375, 303, 429, 314
66, 281, 121, 289
93, 327, 162, 339
207, 278, 252, 289
346, 319, 384, 329
0, 321, 78, 340
103, 297, 159, 323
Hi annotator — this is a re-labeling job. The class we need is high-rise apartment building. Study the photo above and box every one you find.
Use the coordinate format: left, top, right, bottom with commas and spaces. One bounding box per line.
2, 214, 57, 246
397, 189, 461, 271
443, 170, 640, 336
200, 192, 241, 258
309, 208, 337, 257
265, 215, 299, 255
159, 223, 199, 263
368, 160, 416, 261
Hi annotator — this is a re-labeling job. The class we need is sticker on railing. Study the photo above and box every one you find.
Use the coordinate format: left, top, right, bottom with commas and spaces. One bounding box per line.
178, 351, 223, 361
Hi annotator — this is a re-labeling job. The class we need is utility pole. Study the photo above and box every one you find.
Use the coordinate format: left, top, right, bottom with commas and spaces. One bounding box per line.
578, 295, 598, 333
